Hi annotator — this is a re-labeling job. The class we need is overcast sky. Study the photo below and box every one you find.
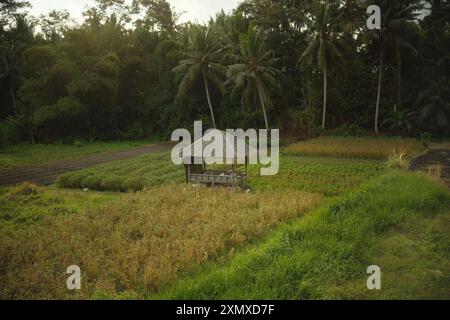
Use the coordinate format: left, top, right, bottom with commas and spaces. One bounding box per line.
27, 0, 241, 24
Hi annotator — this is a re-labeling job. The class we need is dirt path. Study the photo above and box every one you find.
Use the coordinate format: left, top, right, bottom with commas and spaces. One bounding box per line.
410, 149, 450, 187
0, 143, 173, 187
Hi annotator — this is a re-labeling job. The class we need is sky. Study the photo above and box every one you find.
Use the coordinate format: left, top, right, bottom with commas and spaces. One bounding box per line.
27, 0, 241, 24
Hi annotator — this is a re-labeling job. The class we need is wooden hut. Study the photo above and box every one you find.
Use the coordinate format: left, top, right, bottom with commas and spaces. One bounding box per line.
181, 130, 257, 187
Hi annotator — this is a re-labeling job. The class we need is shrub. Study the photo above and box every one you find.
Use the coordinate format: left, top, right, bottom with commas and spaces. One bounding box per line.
0, 118, 24, 146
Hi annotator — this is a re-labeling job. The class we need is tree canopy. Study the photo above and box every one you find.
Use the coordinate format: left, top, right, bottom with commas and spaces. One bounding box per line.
0, 0, 449, 145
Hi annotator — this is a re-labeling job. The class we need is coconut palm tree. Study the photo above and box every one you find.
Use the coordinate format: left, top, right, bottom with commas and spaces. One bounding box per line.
298, 1, 349, 130
173, 25, 225, 129
225, 27, 282, 131
365, 0, 420, 134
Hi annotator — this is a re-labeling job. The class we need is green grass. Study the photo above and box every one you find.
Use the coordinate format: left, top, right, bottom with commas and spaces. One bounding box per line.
154, 172, 450, 300
0, 182, 122, 232
248, 157, 385, 196
56, 152, 184, 192
0, 140, 157, 168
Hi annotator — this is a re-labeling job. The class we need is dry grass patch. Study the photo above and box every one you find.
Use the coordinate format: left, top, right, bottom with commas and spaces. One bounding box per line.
0, 184, 321, 299
284, 137, 422, 159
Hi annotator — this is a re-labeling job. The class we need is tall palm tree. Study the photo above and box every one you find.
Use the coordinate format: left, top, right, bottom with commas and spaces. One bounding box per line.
225, 27, 282, 130
298, 1, 349, 130
173, 25, 225, 129
365, 0, 420, 134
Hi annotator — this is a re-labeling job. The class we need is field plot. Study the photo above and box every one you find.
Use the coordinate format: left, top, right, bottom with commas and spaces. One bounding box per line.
56, 152, 184, 192
249, 157, 385, 196
57, 152, 386, 196
0, 184, 321, 299
284, 137, 423, 159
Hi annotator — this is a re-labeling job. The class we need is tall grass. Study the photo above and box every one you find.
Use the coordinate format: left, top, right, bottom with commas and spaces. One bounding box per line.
284, 137, 423, 159
155, 172, 450, 300
0, 184, 321, 299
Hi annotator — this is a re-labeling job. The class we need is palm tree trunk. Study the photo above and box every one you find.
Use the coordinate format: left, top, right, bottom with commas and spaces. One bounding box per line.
9, 82, 17, 114
203, 69, 217, 129
396, 41, 402, 108
375, 49, 384, 134
257, 89, 270, 131
322, 57, 327, 130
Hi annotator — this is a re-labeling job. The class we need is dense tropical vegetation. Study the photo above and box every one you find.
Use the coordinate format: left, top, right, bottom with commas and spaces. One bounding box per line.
1, 0, 449, 145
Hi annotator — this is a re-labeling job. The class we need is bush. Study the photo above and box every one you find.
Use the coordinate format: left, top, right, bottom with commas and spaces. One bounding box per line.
420, 132, 432, 148
0, 118, 24, 146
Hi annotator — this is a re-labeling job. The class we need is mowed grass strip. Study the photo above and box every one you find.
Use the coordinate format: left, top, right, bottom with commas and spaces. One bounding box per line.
0, 184, 322, 299
155, 172, 450, 300
284, 137, 423, 159
56, 152, 184, 192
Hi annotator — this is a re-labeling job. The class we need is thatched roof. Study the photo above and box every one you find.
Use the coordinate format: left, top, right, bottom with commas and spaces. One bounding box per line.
181, 129, 258, 164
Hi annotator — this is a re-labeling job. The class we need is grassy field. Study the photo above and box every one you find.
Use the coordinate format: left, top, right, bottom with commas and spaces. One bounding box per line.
0, 182, 123, 232
155, 172, 450, 300
0, 184, 321, 299
1, 137, 448, 300
56, 152, 184, 192
284, 137, 423, 159
0, 140, 156, 168
248, 157, 385, 196
57, 152, 385, 196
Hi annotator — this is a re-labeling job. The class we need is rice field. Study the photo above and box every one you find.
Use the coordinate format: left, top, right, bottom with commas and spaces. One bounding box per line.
0, 184, 321, 299
248, 157, 385, 196
284, 137, 423, 159
56, 152, 184, 192
56, 151, 385, 196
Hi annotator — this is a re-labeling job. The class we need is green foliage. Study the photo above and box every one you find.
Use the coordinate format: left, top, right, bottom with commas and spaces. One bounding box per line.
0, 0, 449, 143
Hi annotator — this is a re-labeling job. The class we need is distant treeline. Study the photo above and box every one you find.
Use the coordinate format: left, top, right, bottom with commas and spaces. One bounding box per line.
0, 0, 449, 145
